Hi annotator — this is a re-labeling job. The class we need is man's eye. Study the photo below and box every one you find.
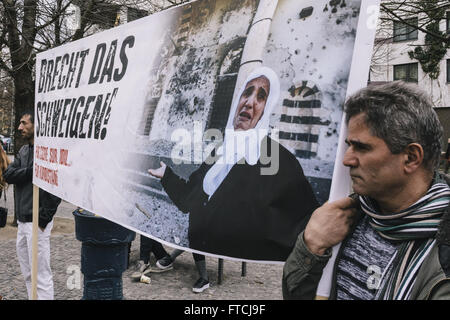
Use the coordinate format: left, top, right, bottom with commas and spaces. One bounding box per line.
354, 144, 369, 151
345, 140, 369, 151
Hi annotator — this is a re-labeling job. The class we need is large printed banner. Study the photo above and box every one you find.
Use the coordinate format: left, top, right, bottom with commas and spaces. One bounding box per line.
34, 0, 378, 263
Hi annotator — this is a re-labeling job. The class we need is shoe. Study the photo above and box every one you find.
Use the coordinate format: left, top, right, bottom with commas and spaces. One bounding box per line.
130, 260, 150, 281
154, 256, 173, 272
192, 278, 209, 293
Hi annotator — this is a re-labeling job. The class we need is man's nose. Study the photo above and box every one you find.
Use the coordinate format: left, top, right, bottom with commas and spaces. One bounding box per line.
343, 148, 358, 168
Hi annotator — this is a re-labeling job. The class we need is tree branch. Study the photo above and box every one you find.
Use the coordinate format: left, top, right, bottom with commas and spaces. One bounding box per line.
381, 2, 449, 42
35, 0, 74, 32
0, 55, 13, 76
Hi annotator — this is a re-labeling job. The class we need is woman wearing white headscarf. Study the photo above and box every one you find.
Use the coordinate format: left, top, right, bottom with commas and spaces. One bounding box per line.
149, 66, 319, 261
202, 66, 280, 198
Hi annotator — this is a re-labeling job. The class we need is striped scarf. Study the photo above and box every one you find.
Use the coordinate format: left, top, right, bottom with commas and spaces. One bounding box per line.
359, 182, 450, 300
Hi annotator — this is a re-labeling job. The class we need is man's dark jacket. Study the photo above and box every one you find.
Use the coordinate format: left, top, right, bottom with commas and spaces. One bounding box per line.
4, 144, 61, 229
161, 137, 319, 261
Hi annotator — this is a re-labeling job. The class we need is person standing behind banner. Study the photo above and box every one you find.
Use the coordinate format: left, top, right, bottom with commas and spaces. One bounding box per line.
156, 249, 210, 293
4, 110, 61, 300
130, 235, 174, 281
282, 81, 450, 300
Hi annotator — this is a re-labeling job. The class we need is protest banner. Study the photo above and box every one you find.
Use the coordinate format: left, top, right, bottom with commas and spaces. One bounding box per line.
34, 0, 378, 263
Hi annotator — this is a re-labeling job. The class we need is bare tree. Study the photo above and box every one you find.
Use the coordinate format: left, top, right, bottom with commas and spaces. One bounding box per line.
0, 70, 14, 136
380, 0, 449, 42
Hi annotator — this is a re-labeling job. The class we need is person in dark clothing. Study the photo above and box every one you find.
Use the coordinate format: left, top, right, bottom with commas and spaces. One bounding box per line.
158, 137, 317, 261
130, 235, 173, 281
157, 249, 210, 293
149, 67, 319, 262
4, 111, 61, 300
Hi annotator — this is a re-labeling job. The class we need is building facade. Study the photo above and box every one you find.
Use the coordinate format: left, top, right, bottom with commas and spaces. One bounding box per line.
369, 3, 450, 148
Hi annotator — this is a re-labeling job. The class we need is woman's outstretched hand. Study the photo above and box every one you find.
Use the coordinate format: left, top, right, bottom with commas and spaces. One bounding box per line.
148, 161, 167, 179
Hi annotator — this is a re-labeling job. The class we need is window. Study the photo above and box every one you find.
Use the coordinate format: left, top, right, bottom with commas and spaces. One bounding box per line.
393, 17, 418, 42
393, 63, 418, 82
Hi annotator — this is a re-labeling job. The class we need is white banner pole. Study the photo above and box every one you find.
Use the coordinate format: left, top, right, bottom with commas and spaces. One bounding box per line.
31, 184, 39, 300
315, 0, 381, 299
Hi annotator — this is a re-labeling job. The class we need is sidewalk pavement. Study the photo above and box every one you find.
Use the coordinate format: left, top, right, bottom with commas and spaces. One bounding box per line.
0, 185, 284, 300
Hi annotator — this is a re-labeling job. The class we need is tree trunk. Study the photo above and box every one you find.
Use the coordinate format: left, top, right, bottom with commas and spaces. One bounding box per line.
12, 67, 34, 154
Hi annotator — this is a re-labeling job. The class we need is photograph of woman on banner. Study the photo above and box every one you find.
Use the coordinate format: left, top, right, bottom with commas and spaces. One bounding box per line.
149, 66, 319, 261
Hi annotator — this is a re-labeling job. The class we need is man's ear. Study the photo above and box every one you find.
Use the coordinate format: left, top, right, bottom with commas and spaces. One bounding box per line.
403, 143, 424, 173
